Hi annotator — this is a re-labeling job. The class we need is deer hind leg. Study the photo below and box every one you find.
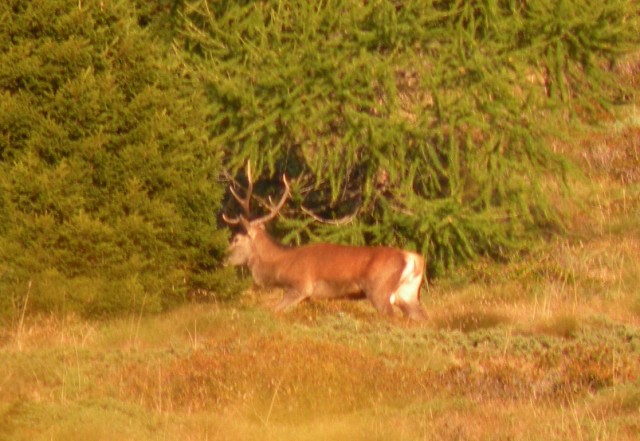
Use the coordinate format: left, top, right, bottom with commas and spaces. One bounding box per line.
367, 288, 395, 316
365, 275, 400, 317
396, 301, 427, 321
390, 254, 426, 321
391, 283, 426, 321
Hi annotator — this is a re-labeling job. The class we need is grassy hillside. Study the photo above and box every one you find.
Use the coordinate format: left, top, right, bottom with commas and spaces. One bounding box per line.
1, 295, 638, 440
2, 107, 640, 439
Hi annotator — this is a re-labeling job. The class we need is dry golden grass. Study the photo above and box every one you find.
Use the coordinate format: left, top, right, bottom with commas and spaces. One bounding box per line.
2, 283, 639, 441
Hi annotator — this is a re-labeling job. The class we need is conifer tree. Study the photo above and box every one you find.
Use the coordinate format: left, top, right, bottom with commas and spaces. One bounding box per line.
0, 0, 232, 318
177, 0, 639, 275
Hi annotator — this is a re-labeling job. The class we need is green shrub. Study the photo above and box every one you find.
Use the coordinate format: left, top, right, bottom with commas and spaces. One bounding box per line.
0, 0, 234, 319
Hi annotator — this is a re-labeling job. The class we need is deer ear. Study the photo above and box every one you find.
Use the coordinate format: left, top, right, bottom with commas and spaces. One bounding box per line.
247, 224, 265, 239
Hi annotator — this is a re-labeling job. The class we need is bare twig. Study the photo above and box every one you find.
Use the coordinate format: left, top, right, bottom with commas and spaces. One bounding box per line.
301, 205, 358, 225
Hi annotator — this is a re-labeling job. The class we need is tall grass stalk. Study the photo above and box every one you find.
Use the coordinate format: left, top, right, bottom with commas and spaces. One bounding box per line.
15, 280, 32, 351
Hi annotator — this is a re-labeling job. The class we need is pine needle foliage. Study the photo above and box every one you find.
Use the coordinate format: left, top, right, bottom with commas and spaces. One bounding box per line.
178, 0, 639, 275
0, 0, 234, 318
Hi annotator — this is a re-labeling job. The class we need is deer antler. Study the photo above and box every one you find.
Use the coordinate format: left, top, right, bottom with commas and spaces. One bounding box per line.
223, 162, 291, 229
249, 175, 291, 226
222, 162, 253, 229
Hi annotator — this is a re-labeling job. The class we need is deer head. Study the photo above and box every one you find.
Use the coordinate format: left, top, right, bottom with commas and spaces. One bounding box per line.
223, 162, 291, 265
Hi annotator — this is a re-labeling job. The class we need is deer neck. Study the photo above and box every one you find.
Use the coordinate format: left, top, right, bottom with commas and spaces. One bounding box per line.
248, 229, 289, 285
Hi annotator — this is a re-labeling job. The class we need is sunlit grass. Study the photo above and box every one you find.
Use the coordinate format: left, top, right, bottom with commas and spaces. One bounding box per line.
2, 288, 639, 440
3, 108, 640, 441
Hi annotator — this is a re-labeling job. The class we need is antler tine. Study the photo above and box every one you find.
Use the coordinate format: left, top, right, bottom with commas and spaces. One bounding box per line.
251, 174, 291, 226
222, 213, 241, 225
228, 186, 250, 218
244, 161, 253, 203
269, 174, 291, 212
223, 161, 255, 229
222, 212, 250, 229
229, 162, 254, 218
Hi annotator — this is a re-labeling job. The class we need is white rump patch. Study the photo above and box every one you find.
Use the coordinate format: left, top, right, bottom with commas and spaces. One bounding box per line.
390, 253, 423, 305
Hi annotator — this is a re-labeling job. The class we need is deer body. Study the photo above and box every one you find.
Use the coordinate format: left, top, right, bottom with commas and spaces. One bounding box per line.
228, 224, 426, 320
224, 163, 427, 320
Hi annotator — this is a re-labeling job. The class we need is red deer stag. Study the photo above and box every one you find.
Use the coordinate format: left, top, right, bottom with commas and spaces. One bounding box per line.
223, 163, 427, 321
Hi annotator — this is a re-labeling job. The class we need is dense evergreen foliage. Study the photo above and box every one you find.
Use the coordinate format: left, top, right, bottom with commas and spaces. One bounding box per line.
179, 0, 639, 275
0, 0, 638, 318
0, 0, 233, 318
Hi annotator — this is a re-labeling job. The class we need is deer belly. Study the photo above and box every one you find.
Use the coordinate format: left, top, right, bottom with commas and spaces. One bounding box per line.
389, 253, 423, 305
311, 280, 364, 299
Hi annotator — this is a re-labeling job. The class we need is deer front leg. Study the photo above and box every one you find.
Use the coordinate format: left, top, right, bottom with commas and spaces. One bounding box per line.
274, 288, 310, 313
